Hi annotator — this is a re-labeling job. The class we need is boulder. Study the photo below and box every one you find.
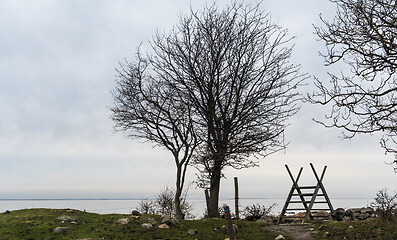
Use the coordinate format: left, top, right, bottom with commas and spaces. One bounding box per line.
57, 215, 77, 222
188, 229, 198, 235
131, 210, 141, 216
342, 216, 353, 221
344, 209, 353, 217
161, 215, 179, 226
4, 210, 10, 214
221, 224, 238, 234
141, 223, 153, 230
323, 232, 330, 238
53, 227, 70, 234
332, 208, 345, 221
147, 217, 157, 225
352, 212, 361, 220
158, 223, 169, 229
358, 213, 371, 220
275, 235, 285, 240
360, 207, 374, 215
117, 218, 130, 224
257, 216, 273, 224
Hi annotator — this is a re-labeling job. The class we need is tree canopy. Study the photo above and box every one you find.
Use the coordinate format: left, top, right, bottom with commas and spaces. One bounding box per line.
112, 1, 305, 217
310, 0, 397, 170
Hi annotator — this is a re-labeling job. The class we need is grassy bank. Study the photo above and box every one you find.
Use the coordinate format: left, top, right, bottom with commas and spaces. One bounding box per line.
314, 219, 397, 240
1, 209, 396, 239
0, 209, 286, 240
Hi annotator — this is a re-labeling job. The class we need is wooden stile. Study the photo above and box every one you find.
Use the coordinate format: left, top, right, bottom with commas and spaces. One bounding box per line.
277, 163, 335, 224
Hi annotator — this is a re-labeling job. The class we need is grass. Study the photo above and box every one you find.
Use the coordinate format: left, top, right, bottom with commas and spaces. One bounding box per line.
0, 209, 286, 240
313, 218, 397, 240
2, 209, 396, 239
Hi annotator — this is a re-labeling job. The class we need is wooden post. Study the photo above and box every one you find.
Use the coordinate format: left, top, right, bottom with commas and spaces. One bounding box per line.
204, 189, 210, 216
223, 205, 236, 240
234, 177, 239, 219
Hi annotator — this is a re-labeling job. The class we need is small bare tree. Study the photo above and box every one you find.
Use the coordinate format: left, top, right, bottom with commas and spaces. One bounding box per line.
309, 0, 397, 170
138, 198, 156, 215
371, 188, 397, 221
111, 53, 199, 219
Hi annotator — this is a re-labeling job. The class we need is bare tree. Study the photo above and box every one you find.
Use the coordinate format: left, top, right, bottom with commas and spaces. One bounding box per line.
149, 2, 304, 217
309, 0, 397, 169
113, 2, 304, 218
371, 188, 397, 221
111, 52, 199, 219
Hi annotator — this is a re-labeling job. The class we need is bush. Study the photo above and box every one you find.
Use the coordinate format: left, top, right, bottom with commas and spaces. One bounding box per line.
155, 187, 175, 217
370, 188, 397, 221
138, 198, 156, 215
242, 203, 277, 221
137, 187, 194, 219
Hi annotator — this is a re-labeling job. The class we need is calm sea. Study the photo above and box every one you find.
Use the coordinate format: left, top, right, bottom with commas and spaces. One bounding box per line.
0, 198, 373, 218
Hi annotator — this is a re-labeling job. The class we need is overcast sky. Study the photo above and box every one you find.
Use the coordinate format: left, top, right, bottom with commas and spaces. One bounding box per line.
0, 0, 396, 202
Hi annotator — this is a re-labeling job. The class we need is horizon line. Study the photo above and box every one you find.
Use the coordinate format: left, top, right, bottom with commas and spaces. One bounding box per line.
0, 197, 374, 201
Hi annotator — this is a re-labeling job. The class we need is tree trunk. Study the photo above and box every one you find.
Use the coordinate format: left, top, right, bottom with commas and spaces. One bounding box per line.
207, 164, 222, 217
175, 164, 184, 219
174, 188, 184, 219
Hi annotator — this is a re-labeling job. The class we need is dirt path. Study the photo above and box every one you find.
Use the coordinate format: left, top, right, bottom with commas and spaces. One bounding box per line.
266, 224, 317, 240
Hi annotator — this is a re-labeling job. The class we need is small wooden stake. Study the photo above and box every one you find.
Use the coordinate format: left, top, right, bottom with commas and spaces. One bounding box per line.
234, 177, 239, 219
204, 189, 210, 216
223, 205, 236, 240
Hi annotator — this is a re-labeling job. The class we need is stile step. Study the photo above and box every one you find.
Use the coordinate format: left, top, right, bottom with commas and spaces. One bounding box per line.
292, 194, 324, 197
294, 186, 317, 189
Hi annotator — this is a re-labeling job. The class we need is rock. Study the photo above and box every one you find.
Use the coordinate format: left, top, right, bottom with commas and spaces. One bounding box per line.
57, 215, 77, 222
344, 209, 353, 217
131, 210, 141, 216
257, 216, 273, 224
70, 221, 78, 225
352, 212, 361, 220
161, 215, 179, 226
342, 216, 353, 221
221, 224, 238, 234
117, 218, 130, 224
188, 229, 198, 235
158, 223, 169, 229
332, 208, 345, 221
313, 210, 330, 218
147, 217, 157, 225
358, 213, 371, 220
53, 227, 70, 234
275, 235, 285, 240
323, 231, 330, 238
360, 207, 374, 215
4, 210, 10, 214
141, 223, 153, 229
348, 225, 354, 229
